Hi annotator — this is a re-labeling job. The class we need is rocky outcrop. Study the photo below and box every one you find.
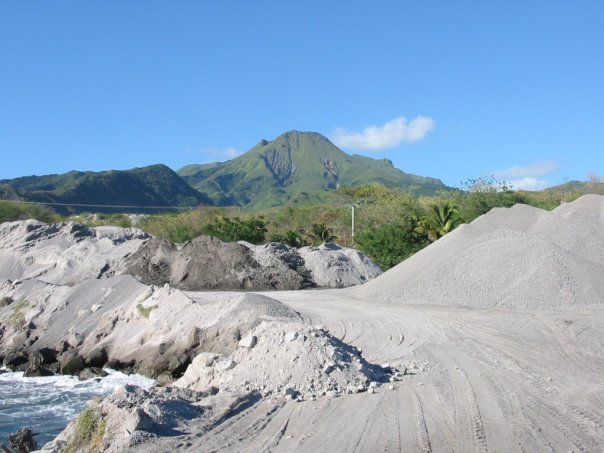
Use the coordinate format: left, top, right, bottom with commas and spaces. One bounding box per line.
1, 427, 37, 453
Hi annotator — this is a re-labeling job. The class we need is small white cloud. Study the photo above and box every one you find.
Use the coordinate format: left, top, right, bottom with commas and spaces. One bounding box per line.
331, 116, 435, 151
493, 161, 557, 179
508, 177, 552, 191
204, 147, 242, 161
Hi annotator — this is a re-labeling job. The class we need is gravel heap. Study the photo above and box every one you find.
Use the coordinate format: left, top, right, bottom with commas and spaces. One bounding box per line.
175, 320, 395, 401
0, 220, 382, 291
125, 236, 382, 290
357, 195, 604, 309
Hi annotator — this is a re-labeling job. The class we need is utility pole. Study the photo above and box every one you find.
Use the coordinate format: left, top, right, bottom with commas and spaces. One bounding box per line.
350, 204, 357, 245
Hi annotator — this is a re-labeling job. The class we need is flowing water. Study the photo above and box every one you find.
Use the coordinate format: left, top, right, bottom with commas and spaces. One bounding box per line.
0, 367, 154, 448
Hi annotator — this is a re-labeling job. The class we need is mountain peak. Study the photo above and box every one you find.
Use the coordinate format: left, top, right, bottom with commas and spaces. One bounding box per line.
178, 130, 448, 208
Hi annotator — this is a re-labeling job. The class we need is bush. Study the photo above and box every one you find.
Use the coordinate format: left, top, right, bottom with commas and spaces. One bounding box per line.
136, 303, 158, 319
205, 216, 268, 244
270, 230, 308, 247
0, 200, 60, 224
64, 407, 105, 453
7, 298, 29, 329
0, 296, 14, 308
355, 219, 429, 270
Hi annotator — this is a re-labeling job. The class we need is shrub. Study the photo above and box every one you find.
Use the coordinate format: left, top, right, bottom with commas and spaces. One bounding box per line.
355, 219, 429, 270
205, 216, 268, 244
7, 298, 29, 329
136, 303, 158, 319
64, 407, 105, 453
306, 223, 337, 246
0, 296, 14, 307
0, 200, 60, 224
270, 230, 308, 247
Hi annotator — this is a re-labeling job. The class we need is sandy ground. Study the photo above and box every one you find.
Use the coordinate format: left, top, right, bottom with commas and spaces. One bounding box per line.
5, 196, 604, 452
135, 289, 604, 452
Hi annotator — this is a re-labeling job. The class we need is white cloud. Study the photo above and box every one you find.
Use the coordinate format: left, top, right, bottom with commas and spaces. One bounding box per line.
508, 177, 551, 191
492, 160, 558, 191
331, 116, 435, 151
493, 160, 557, 179
204, 147, 241, 161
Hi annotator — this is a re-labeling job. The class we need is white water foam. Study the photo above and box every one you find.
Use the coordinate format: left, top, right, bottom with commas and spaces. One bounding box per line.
0, 367, 154, 447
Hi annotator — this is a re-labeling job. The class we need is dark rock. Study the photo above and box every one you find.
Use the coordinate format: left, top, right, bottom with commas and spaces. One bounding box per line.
45, 362, 60, 374
23, 352, 54, 377
168, 354, 190, 376
3, 350, 28, 371
37, 347, 57, 364
78, 367, 108, 381
7, 427, 37, 452
58, 351, 85, 375
84, 348, 108, 368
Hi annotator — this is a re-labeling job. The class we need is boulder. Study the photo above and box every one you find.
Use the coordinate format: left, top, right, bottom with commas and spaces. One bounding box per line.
23, 351, 54, 377
78, 367, 109, 381
58, 351, 85, 375
6, 427, 37, 452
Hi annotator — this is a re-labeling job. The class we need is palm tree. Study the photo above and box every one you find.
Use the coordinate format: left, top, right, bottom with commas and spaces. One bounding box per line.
415, 202, 462, 242
306, 223, 338, 246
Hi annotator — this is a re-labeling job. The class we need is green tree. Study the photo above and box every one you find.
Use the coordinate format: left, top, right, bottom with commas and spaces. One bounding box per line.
306, 223, 337, 245
355, 217, 428, 270
415, 202, 462, 242
455, 176, 527, 221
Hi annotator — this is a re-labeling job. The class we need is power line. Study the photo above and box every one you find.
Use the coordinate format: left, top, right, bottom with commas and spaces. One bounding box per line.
0, 199, 198, 210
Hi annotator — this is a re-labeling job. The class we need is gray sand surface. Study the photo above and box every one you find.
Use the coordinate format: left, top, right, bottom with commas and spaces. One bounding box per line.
2, 195, 604, 452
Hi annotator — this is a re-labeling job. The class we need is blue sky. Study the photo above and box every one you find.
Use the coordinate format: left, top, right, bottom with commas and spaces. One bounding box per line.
1, 1, 603, 190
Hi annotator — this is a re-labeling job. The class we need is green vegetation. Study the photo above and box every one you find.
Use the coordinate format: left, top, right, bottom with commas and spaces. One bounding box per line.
7, 298, 29, 329
270, 230, 308, 247
0, 200, 59, 223
178, 131, 448, 209
0, 296, 14, 307
205, 216, 268, 244
306, 223, 338, 246
355, 218, 429, 270
415, 202, 462, 242
2, 167, 603, 272
0, 164, 212, 215
136, 303, 158, 319
64, 407, 106, 453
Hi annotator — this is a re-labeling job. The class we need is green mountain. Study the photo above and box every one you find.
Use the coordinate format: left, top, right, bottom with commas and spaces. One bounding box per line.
0, 164, 213, 214
540, 180, 604, 195
178, 131, 448, 209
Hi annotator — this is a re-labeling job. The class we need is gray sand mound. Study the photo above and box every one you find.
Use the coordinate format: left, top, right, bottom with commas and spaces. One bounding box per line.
0, 220, 381, 292
0, 220, 149, 285
357, 194, 604, 309
124, 236, 312, 291
175, 320, 390, 400
125, 236, 382, 290
296, 242, 382, 287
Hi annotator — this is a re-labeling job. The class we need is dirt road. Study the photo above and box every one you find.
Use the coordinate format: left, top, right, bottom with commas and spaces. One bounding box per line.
142, 289, 604, 452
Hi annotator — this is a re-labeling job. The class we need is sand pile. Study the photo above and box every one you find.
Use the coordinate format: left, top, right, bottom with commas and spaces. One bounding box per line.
0, 220, 382, 292
296, 242, 382, 287
0, 220, 149, 286
125, 236, 382, 290
357, 194, 604, 309
174, 320, 393, 400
